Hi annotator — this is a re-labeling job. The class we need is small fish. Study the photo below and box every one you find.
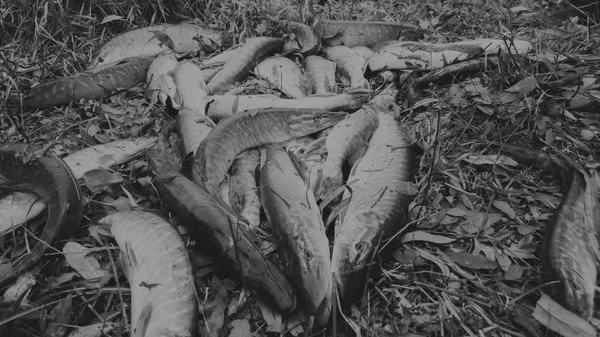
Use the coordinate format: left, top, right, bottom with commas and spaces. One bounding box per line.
207, 37, 284, 95
315, 19, 427, 48
98, 211, 198, 337
254, 56, 307, 99
304, 55, 337, 95
173, 60, 209, 111
145, 53, 178, 105
89, 20, 223, 69
323, 46, 369, 90
331, 99, 418, 307
191, 108, 348, 195
229, 149, 261, 229
260, 147, 332, 327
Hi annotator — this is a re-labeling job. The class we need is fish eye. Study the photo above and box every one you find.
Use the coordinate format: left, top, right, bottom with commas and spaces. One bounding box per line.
355, 242, 365, 252
305, 251, 313, 261
314, 114, 323, 122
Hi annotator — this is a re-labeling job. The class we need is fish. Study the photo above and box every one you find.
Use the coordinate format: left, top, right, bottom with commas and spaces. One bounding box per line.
145, 53, 179, 105
147, 133, 297, 313
500, 145, 600, 319
175, 107, 214, 158
451, 38, 532, 56
254, 56, 308, 99
207, 37, 284, 95
200, 45, 242, 84
173, 60, 209, 111
0, 143, 83, 288
260, 147, 332, 327
313, 87, 392, 201
191, 107, 348, 195
89, 20, 223, 69
323, 46, 370, 90
205, 90, 368, 122
285, 136, 326, 194
314, 19, 427, 48
98, 211, 198, 337
331, 101, 418, 307
368, 42, 484, 71
63, 137, 158, 179
304, 55, 337, 95
0, 191, 46, 234
218, 176, 232, 208
23, 57, 154, 109
285, 21, 321, 55
351, 46, 375, 60
229, 149, 261, 229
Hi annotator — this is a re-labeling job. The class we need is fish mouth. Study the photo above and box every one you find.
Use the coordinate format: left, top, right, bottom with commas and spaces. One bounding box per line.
332, 261, 369, 307
560, 268, 596, 318
295, 258, 331, 315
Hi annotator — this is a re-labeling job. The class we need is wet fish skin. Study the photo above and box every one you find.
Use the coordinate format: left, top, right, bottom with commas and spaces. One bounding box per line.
89, 20, 223, 69
323, 46, 370, 90
98, 211, 198, 337
200, 44, 242, 84
260, 147, 332, 325
229, 149, 261, 229
254, 56, 307, 99
0, 143, 83, 288
351, 46, 375, 60
0, 191, 46, 234
286, 21, 321, 55
207, 37, 284, 95
173, 60, 209, 111
147, 137, 297, 313
304, 55, 336, 95
501, 145, 600, 319
285, 136, 325, 193
315, 20, 427, 48
192, 108, 348, 195
331, 102, 417, 307
176, 107, 214, 158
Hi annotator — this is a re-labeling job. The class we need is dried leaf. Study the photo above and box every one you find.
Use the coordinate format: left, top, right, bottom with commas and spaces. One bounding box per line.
581, 129, 597, 140
504, 265, 526, 281
461, 154, 519, 166
228, 319, 252, 337
44, 293, 73, 337
63, 242, 105, 280
100, 15, 124, 24
3, 273, 36, 302
257, 298, 285, 333
83, 168, 123, 193
446, 207, 466, 217
446, 251, 499, 270
66, 322, 119, 337
401, 231, 455, 244
492, 200, 516, 219
150, 30, 175, 49
201, 277, 228, 337
505, 76, 537, 94
533, 293, 595, 337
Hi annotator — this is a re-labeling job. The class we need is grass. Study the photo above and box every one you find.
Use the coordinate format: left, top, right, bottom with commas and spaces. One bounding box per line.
1, 0, 600, 336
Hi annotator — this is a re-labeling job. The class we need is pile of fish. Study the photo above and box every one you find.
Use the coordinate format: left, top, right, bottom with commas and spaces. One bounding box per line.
7, 15, 597, 336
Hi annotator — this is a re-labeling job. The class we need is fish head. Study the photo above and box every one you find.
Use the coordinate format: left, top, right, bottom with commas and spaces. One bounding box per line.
291, 111, 347, 135
555, 249, 597, 318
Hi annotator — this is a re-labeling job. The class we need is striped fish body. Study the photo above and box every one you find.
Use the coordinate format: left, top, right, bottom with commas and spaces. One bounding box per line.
315, 19, 426, 48
229, 149, 261, 229
331, 109, 417, 306
98, 211, 198, 337
200, 44, 242, 84
255, 56, 307, 99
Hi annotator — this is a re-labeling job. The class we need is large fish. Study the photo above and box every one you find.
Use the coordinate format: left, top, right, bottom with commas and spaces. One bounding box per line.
89, 20, 223, 69
331, 103, 418, 307
260, 147, 332, 328
173, 60, 209, 111
176, 108, 214, 158
323, 46, 370, 90
207, 37, 284, 95
500, 145, 600, 319
200, 45, 242, 84
191, 108, 348, 195
147, 133, 297, 313
0, 143, 83, 288
229, 149, 261, 229
285, 136, 326, 194
314, 19, 427, 48
205, 90, 368, 122
254, 56, 308, 99
304, 55, 336, 95
98, 211, 198, 337
23, 57, 154, 109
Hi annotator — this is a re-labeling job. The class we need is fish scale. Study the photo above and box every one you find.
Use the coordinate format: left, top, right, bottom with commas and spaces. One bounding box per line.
192, 108, 347, 195
331, 105, 417, 306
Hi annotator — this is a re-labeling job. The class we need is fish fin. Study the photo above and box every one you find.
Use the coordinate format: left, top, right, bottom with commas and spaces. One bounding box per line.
180, 152, 195, 179
303, 138, 327, 156
119, 241, 137, 281
133, 302, 153, 337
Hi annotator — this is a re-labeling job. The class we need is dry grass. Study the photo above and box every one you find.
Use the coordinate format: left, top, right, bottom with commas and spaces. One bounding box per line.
1, 0, 600, 336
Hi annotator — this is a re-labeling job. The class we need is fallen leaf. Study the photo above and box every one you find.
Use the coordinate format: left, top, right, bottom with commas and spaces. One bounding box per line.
581, 129, 597, 140
460, 154, 519, 166
83, 168, 123, 193
517, 222, 536, 235
504, 265, 526, 280
150, 30, 175, 49
3, 273, 36, 302
493, 200, 516, 219
201, 276, 228, 337
66, 322, 119, 337
401, 231, 455, 244
533, 293, 595, 337
257, 298, 285, 333
63, 242, 105, 280
100, 15, 124, 24
44, 293, 73, 337
446, 207, 466, 217
446, 251, 499, 270
505, 76, 537, 94
455, 210, 502, 234
228, 319, 252, 337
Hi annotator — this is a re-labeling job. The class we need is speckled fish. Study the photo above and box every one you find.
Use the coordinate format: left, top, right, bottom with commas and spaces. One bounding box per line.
229, 148, 261, 229
192, 108, 348, 194
304, 55, 336, 95
0, 143, 83, 288
313, 87, 392, 201
285, 136, 326, 193
500, 145, 600, 319
98, 211, 198, 337
254, 56, 308, 99
207, 37, 284, 95
260, 147, 332, 328
205, 90, 368, 122
23, 57, 154, 109
176, 107, 214, 157
285, 21, 321, 55
63, 137, 158, 179
331, 101, 418, 307
145, 53, 178, 105
0, 190, 46, 234
323, 46, 369, 90
88, 20, 223, 70
147, 134, 297, 312
201, 45, 242, 84
368, 42, 484, 71
315, 19, 427, 48
173, 60, 209, 111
